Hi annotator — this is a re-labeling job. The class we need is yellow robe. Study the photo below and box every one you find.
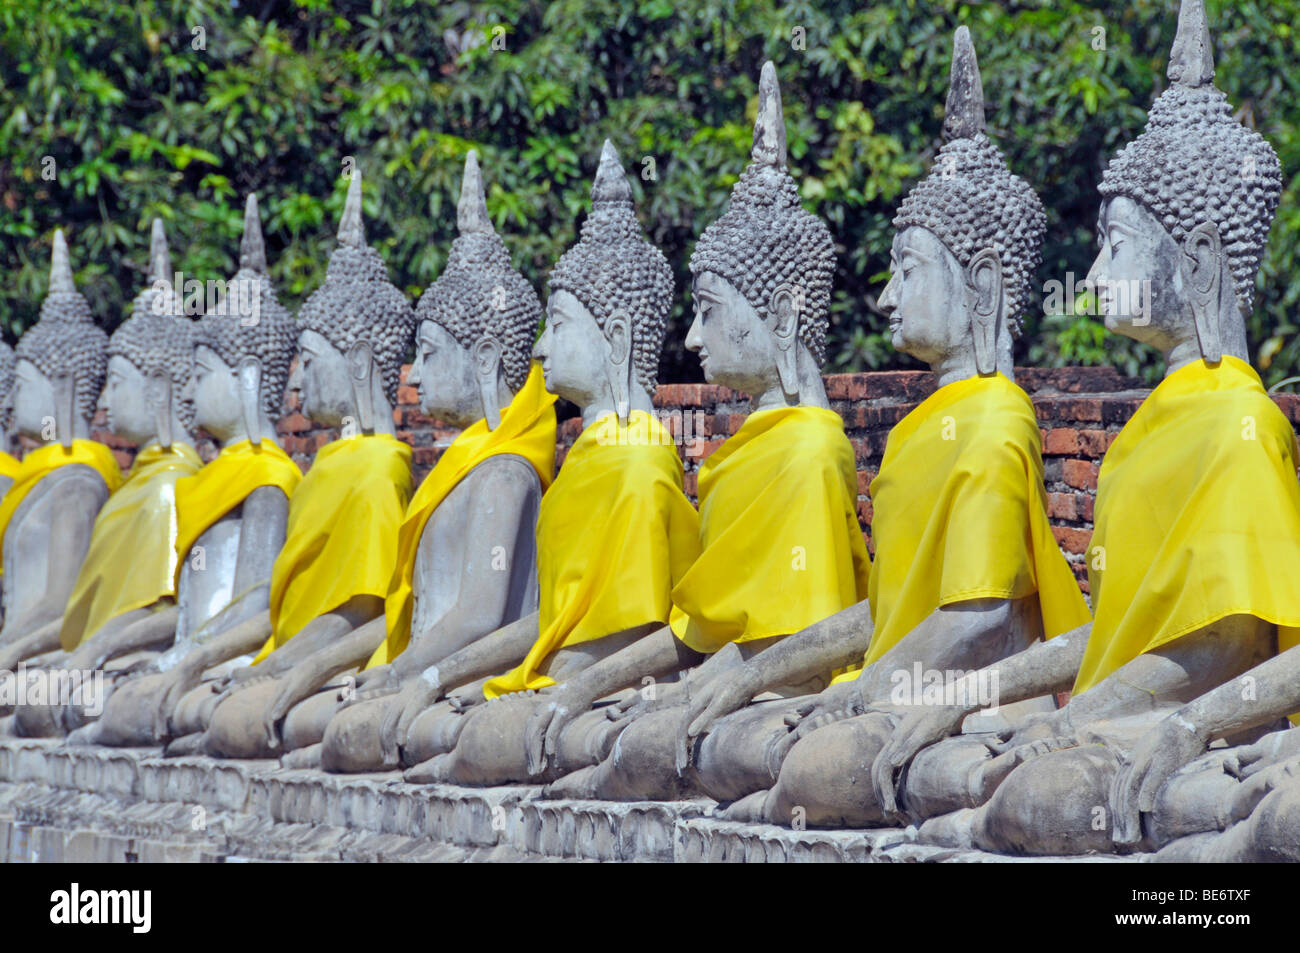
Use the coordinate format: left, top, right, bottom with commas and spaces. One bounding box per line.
842, 374, 1090, 677
60, 443, 202, 650
254, 435, 413, 663
670, 406, 871, 654
172, 440, 303, 587
1074, 356, 1300, 694
369, 364, 558, 667
484, 411, 701, 697
0, 440, 122, 576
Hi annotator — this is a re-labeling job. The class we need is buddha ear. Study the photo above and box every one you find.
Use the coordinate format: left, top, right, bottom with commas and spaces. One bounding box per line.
968, 247, 1003, 376
604, 309, 632, 424
472, 335, 504, 430
769, 283, 802, 402
236, 356, 264, 446
1181, 221, 1223, 364
52, 371, 76, 449
346, 340, 375, 433
146, 371, 173, 450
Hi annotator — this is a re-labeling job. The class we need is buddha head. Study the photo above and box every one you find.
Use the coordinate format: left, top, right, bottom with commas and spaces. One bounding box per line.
104, 219, 195, 449
1089, 0, 1280, 368
189, 194, 296, 446
880, 27, 1045, 382
686, 62, 835, 405
535, 140, 673, 421
411, 151, 543, 429
11, 230, 109, 448
293, 170, 414, 434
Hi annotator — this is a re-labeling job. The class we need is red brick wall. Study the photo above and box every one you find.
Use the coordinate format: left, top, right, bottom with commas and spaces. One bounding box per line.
24, 364, 1300, 599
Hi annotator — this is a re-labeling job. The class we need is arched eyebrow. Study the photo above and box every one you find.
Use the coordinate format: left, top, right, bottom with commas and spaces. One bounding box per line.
898, 242, 934, 264
695, 287, 725, 305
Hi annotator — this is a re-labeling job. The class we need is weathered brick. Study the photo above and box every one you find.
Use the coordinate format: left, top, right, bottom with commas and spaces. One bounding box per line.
1077, 493, 1095, 522
1042, 428, 1079, 455
1076, 428, 1110, 457
1046, 492, 1077, 521
1052, 526, 1093, 555
1062, 459, 1100, 490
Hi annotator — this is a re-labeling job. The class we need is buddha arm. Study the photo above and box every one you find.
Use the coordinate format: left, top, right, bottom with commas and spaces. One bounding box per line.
0, 478, 102, 646
390, 468, 540, 680
1168, 646, 1300, 737
66, 605, 181, 671
0, 619, 64, 672
264, 616, 388, 740
220, 485, 290, 628
244, 594, 384, 680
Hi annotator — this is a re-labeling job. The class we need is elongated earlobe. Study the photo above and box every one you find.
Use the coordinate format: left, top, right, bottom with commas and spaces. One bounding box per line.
968, 248, 1002, 376
346, 340, 376, 433
53, 372, 75, 449
236, 357, 264, 446
604, 311, 631, 424
473, 336, 503, 430
148, 372, 173, 449
770, 284, 801, 403
1182, 222, 1223, 364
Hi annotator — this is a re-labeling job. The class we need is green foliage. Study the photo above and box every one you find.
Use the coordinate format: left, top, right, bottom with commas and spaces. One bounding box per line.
1, 1, 1298, 386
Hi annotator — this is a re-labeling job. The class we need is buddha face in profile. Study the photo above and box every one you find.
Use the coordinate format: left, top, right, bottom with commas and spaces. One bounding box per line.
409, 320, 482, 428
879, 226, 997, 366
534, 290, 618, 409
294, 329, 353, 428
102, 355, 157, 445
10, 360, 54, 441
686, 271, 794, 395
189, 344, 243, 443
1088, 195, 1220, 352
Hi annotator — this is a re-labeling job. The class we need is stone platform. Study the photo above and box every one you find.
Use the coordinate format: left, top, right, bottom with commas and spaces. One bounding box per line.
0, 739, 1140, 862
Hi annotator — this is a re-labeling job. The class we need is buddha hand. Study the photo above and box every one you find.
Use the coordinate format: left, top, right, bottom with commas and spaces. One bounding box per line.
152, 666, 202, 742
871, 704, 969, 820
381, 676, 441, 765
525, 687, 585, 777
1110, 712, 1211, 846
784, 679, 866, 739
676, 669, 763, 776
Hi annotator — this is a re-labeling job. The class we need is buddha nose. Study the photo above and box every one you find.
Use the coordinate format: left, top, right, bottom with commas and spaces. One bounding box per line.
286, 358, 303, 393
406, 357, 421, 388
878, 272, 901, 315
532, 323, 550, 362
685, 311, 703, 353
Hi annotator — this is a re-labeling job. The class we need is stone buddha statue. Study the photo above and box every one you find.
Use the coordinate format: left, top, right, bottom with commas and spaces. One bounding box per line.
555, 28, 1090, 807
88, 194, 302, 747
238, 149, 558, 770
354, 139, 697, 781
10, 220, 203, 737
0, 231, 118, 669
851, 0, 1297, 856
150, 170, 416, 758
412, 64, 870, 790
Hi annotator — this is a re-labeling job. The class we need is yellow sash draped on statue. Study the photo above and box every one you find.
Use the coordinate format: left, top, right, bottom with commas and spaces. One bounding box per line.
254, 435, 413, 663
483, 411, 701, 697
0, 440, 122, 576
1074, 356, 1300, 694
59, 443, 202, 650
172, 440, 303, 587
368, 364, 558, 668
839, 374, 1090, 679
670, 406, 871, 654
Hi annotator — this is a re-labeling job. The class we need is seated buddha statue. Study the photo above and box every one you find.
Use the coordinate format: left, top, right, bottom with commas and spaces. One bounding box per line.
554, 27, 1090, 806
89, 194, 302, 747
244, 150, 558, 769
850, 0, 1299, 855
342, 140, 699, 779
151, 170, 416, 758
0, 231, 118, 666
6, 220, 201, 740
413, 64, 871, 789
